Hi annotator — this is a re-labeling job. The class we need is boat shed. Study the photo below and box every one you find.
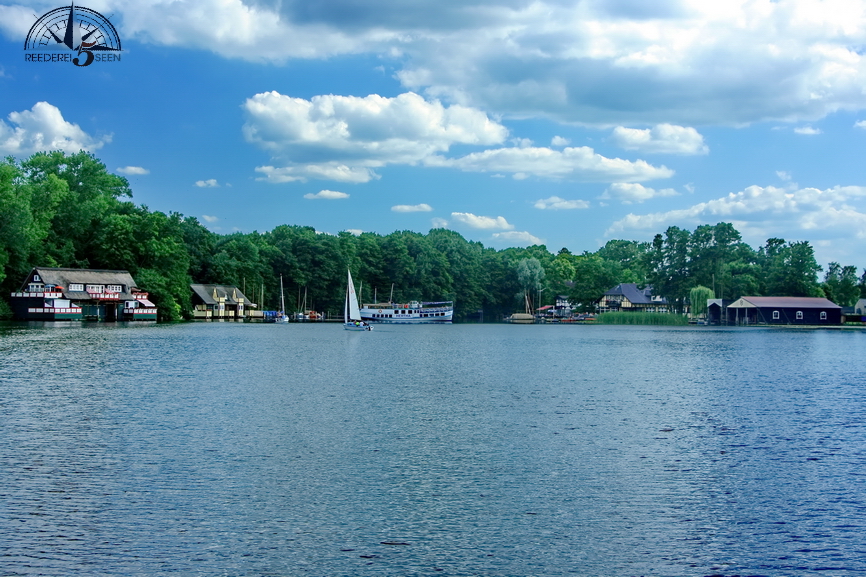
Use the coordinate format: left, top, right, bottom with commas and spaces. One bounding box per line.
190, 284, 251, 319
10, 267, 157, 321
725, 296, 841, 325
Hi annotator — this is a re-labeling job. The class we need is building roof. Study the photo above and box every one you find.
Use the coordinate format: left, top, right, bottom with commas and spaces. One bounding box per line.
603, 283, 663, 304
728, 296, 841, 309
190, 284, 250, 306
24, 267, 142, 300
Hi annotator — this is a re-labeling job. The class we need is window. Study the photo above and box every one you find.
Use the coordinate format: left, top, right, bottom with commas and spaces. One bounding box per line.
772, 310, 780, 320
69, 284, 84, 291
33, 274, 41, 281
796, 311, 803, 320
820, 311, 827, 320
86, 284, 104, 293
106, 285, 122, 293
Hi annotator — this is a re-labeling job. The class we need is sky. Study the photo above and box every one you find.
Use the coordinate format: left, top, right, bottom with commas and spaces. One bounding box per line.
2, 0, 866, 270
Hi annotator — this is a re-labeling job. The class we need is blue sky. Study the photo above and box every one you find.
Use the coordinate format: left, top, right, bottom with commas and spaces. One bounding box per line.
2, 0, 866, 270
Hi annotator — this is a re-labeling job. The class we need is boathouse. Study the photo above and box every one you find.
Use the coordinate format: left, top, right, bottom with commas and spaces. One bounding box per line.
190, 284, 250, 319
725, 296, 841, 325
597, 283, 668, 313
10, 267, 157, 321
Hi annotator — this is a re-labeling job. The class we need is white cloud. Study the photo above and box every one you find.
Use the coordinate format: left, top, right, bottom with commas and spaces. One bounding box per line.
255, 164, 378, 184
117, 166, 149, 175
0, 102, 110, 155
794, 126, 822, 135
450, 212, 514, 230
534, 196, 590, 210
17, 2, 866, 127
426, 146, 673, 182
345, 229, 364, 236
551, 136, 570, 146
600, 182, 679, 204
606, 185, 866, 250
202, 215, 219, 223
431, 217, 449, 228
304, 189, 349, 199
195, 179, 219, 187
244, 90, 672, 184
855, 120, 866, 129
777, 171, 792, 181
492, 230, 544, 246
392, 203, 433, 212
244, 91, 507, 182
610, 124, 709, 155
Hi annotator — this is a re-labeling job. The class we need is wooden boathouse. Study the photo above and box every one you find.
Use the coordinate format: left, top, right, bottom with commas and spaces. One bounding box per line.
725, 296, 841, 325
10, 267, 157, 321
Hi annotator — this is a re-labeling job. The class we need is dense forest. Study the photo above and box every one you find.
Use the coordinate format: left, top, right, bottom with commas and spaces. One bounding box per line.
2, 151, 865, 321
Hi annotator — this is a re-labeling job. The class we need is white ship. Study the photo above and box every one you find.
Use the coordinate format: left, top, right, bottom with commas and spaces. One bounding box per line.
360, 300, 453, 324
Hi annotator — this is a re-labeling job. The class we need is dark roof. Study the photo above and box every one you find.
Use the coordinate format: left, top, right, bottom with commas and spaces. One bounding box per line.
25, 267, 141, 300
603, 283, 663, 304
190, 284, 250, 305
731, 296, 841, 309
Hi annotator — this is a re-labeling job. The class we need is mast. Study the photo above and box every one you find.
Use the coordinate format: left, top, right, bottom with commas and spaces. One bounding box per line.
389, 283, 394, 304
280, 275, 286, 313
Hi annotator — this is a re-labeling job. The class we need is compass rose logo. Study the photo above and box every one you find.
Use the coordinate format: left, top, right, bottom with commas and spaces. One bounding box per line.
25, 3, 122, 67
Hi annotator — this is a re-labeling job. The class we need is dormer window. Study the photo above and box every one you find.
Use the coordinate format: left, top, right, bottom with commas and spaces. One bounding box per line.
106, 285, 122, 293
69, 284, 84, 291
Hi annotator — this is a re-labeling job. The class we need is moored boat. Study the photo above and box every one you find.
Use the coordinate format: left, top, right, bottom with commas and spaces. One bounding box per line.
360, 300, 453, 324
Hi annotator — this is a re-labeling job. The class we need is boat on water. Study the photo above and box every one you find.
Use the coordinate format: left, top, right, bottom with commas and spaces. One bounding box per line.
276, 275, 289, 323
344, 269, 372, 331
360, 300, 453, 324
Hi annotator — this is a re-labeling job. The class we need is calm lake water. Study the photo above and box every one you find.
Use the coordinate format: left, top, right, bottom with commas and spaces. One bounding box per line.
2, 321, 866, 576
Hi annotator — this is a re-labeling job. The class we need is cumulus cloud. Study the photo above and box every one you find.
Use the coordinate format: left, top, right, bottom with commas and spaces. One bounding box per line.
450, 212, 514, 230
777, 171, 792, 181
0, 102, 110, 155
600, 182, 679, 204
551, 136, 570, 146
345, 229, 364, 235
244, 91, 507, 183
492, 230, 544, 246
534, 196, 590, 210
202, 215, 219, 223
117, 166, 149, 175
431, 217, 449, 228
392, 203, 433, 212
606, 185, 866, 248
304, 189, 349, 199
856, 120, 866, 129
610, 124, 708, 155
426, 146, 674, 182
195, 179, 219, 187
14, 2, 866, 127
244, 90, 671, 184
794, 126, 822, 135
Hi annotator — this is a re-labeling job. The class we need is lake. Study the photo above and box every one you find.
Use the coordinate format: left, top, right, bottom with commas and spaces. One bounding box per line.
2, 321, 865, 576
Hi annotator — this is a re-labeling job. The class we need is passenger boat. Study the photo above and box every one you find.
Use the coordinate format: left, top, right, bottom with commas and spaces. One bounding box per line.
360, 300, 453, 324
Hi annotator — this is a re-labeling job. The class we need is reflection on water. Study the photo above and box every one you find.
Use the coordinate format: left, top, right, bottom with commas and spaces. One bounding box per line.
2, 322, 866, 575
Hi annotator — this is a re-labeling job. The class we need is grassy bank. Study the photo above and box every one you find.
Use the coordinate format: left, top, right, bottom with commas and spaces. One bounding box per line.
597, 312, 689, 326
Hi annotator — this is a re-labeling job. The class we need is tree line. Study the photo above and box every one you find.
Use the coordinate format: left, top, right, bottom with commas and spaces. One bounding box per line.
2, 151, 865, 321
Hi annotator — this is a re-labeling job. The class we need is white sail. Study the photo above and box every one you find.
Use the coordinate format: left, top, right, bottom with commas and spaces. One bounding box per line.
346, 269, 361, 321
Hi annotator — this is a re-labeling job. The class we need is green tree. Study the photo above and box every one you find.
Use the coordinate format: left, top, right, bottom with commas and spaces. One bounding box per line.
689, 285, 715, 318
822, 262, 860, 306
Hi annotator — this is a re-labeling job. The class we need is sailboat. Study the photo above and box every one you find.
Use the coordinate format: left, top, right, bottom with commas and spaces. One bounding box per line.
344, 269, 372, 331
277, 275, 290, 322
